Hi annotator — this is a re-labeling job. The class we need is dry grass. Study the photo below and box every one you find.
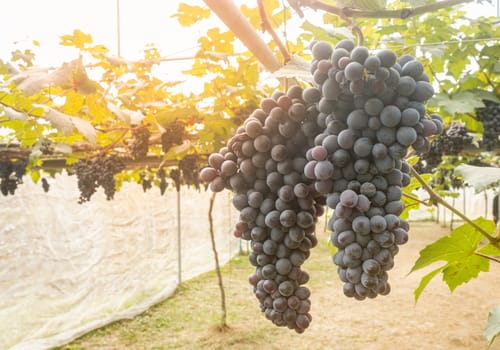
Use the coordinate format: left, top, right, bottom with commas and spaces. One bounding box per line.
57, 222, 500, 350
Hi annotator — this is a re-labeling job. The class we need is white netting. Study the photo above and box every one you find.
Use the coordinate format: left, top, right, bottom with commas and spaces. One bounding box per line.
0, 173, 239, 350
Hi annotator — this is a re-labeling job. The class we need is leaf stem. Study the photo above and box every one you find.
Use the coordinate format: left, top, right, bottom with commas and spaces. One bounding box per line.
403, 192, 433, 206
410, 165, 500, 248
474, 251, 500, 264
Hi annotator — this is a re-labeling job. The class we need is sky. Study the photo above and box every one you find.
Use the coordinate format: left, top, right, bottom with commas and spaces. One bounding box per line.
0, 0, 497, 85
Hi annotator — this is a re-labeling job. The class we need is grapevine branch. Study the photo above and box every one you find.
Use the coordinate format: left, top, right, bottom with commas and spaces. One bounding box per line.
410, 166, 500, 248
257, 0, 292, 63
403, 192, 433, 206
295, 0, 474, 19
208, 192, 228, 330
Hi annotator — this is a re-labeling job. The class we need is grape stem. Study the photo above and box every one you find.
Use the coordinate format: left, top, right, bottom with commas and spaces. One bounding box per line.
403, 192, 433, 206
208, 192, 229, 330
410, 165, 500, 248
295, 0, 474, 19
257, 0, 292, 63
474, 251, 500, 264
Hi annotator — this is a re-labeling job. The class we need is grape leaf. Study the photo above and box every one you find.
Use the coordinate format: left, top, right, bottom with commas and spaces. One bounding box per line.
173, 3, 211, 26
325, 27, 355, 41
414, 266, 445, 302
494, 61, 500, 73
410, 218, 491, 272
485, 306, 500, 347
455, 164, 500, 193
34, 105, 96, 144
59, 29, 93, 49
479, 243, 500, 256
3, 106, 26, 121
411, 218, 495, 300
442, 254, 489, 292
433, 91, 485, 114
272, 55, 314, 83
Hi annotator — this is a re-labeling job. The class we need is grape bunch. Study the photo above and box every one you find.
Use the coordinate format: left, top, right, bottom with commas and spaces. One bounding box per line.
415, 122, 472, 173
200, 86, 327, 333
307, 39, 441, 299
179, 155, 201, 190
129, 125, 151, 159
0, 159, 28, 196
476, 100, 500, 150
41, 178, 50, 193
199, 38, 440, 330
73, 155, 126, 203
161, 121, 185, 153
157, 168, 168, 195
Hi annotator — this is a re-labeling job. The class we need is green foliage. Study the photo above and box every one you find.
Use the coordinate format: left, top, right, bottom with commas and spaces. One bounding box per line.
410, 218, 496, 302
485, 306, 500, 347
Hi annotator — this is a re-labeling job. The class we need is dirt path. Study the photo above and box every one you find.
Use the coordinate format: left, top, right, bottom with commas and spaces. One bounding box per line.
63, 221, 500, 350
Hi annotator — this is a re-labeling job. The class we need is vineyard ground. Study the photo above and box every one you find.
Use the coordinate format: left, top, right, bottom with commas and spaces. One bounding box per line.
59, 221, 500, 350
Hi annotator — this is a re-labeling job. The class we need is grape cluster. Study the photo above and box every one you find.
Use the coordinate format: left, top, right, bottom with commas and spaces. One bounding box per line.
161, 121, 185, 153
430, 167, 463, 191
0, 159, 28, 196
200, 86, 326, 333
73, 155, 126, 203
415, 122, 472, 173
41, 178, 50, 193
199, 39, 440, 329
476, 100, 500, 150
157, 168, 168, 195
129, 125, 151, 159
179, 155, 201, 190
307, 40, 441, 299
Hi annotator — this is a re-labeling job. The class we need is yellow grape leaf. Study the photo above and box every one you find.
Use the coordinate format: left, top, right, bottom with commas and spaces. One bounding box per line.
59, 29, 93, 49
173, 3, 210, 26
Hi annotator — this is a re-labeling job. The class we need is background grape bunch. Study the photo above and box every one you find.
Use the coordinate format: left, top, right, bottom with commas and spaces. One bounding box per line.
200, 39, 440, 330
476, 100, 500, 151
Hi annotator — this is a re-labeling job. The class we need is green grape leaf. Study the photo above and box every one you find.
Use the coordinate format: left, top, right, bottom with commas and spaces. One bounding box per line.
414, 265, 445, 302
479, 243, 500, 256
325, 27, 355, 41
300, 21, 337, 43
485, 306, 500, 347
272, 55, 314, 83
472, 89, 500, 104
410, 217, 492, 272
442, 254, 489, 292
411, 218, 495, 300
455, 164, 500, 193
30, 169, 40, 184
494, 61, 500, 73
433, 91, 485, 114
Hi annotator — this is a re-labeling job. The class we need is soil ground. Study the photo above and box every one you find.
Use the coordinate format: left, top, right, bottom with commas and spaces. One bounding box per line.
59, 221, 500, 350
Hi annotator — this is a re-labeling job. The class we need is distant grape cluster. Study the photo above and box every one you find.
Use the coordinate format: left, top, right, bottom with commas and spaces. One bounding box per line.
161, 121, 185, 153
476, 100, 500, 150
0, 159, 28, 196
73, 155, 126, 203
200, 39, 440, 331
415, 122, 472, 173
129, 125, 151, 159
179, 155, 201, 190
